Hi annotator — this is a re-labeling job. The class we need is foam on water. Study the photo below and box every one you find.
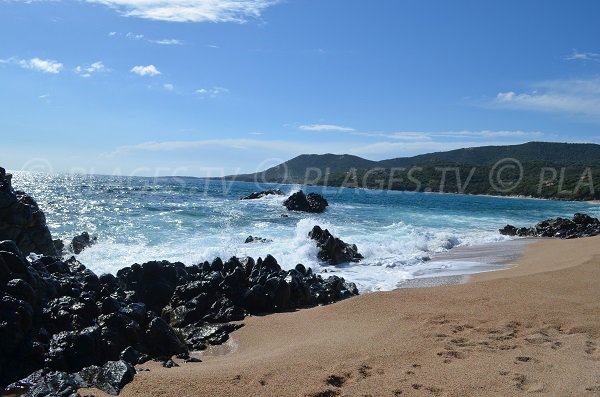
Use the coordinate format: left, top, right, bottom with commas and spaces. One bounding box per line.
10, 172, 600, 292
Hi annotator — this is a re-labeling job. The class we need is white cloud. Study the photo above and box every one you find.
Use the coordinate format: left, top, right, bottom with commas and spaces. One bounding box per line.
0, 57, 64, 74
163, 83, 174, 91
86, 0, 279, 23
106, 138, 329, 157
299, 124, 355, 132
195, 86, 229, 97
74, 61, 106, 77
110, 31, 185, 45
130, 64, 161, 76
493, 78, 600, 122
126, 32, 145, 40
38, 93, 50, 99
151, 38, 183, 45
566, 49, 600, 61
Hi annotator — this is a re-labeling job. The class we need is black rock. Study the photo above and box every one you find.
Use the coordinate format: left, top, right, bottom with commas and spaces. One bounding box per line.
244, 236, 273, 244
242, 284, 271, 314
184, 357, 202, 363
3, 369, 84, 397
283, 191, 328, 213
120, 346, 150, 365
0, 168, 57, 256
78, 360, 135, 395
308, 225, 364, 265
161, 359, 179, 368
144, 318, 188, 357
241, 189, 284, 200
499, 213, 600, 239
70, 232, 97, 255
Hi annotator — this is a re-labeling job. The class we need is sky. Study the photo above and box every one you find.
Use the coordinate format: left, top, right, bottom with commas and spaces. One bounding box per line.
1, 0, 600, 177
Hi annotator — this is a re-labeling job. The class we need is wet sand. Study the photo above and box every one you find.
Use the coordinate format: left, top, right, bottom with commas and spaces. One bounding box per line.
83, 236, 600, 397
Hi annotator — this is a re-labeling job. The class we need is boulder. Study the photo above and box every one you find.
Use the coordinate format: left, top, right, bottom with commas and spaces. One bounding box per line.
244, 236, 273, 244
78, 360, 135, 395
283, 191, 328, 213
241, 189, 284, 200
499, 213, 600, 239
308, 225, 363, 265
69, 232, 97, 255
0, 167, 57, 256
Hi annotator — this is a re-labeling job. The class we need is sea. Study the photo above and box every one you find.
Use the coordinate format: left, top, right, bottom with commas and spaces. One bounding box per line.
11, 171, 600, 292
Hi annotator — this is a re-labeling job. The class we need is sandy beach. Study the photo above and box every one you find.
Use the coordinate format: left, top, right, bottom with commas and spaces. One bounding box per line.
83, 237, 600, 397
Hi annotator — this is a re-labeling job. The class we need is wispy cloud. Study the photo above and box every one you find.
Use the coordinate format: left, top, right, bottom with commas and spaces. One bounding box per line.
88, 0, 280, 23
1, 57, 63, 74
297, 124, 543, 141
494, 78, 600, 122
74, 61, 107, 77
151, 38, 183, 45
195, 86, 229, 98
565, 49, 600, 61
299, 124, 355, 132
130, 64, 161, 76
38, 93, 50, 99
163, 83, 174, 91
106, 138, 328, 157
109, 31, 184, 45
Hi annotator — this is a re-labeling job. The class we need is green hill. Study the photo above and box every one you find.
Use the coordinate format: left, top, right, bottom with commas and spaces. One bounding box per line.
228, 142, 600, 200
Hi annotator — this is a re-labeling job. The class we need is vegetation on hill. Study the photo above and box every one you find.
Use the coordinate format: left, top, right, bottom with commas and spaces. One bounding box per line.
228, 142, 600, 200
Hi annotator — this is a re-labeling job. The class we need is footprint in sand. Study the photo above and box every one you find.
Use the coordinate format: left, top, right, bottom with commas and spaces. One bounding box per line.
584, 340, 597, 355
325, 373, 350, 388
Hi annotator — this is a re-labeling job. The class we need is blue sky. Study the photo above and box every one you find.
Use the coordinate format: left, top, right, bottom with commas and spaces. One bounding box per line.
1, 0, 599, 176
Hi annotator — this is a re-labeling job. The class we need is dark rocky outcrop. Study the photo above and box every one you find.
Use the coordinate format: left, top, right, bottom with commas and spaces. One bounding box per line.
70, 232, 97, 255
283, 191, 328, 213
240, 189, 284, 200
78, 360, 135, 395
244, 236, 273, 244
0, 173, 360, 395
308, 225, 363, 265
499, 213, 600, 239
0, 167, 57, 256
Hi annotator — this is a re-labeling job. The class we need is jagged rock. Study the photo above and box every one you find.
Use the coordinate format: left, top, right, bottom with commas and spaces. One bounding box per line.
116, 260, 189, 314
283, 191, 328, 213
144, 318, 188, 357
0, 174, 360, 393
240, 189, 284, 200
499, 213, 600, 239
119, 347, 150, 366
70, 232, 97, 255
0, 167, 57, 256
308, 225, 363, 265
244, 236, 273, 243
78, 360, 135, 395
2, 369, 85, 397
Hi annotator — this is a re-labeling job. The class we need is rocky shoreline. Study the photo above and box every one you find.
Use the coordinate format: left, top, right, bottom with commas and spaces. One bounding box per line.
0, 171, 359, 396
499, 213, 600, 239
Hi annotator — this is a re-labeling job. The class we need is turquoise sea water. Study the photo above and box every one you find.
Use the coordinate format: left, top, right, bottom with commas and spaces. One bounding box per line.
11, 172, 600, 291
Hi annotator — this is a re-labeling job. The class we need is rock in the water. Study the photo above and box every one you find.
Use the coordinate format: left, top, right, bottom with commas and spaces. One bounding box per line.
78, 360, 135, 395
283, 191, 328, 213
0, 167, 57, 256
244, 236, 273, 244
499, 213, 600, 239
241, 189, 284, 200
70, 232, 97, 254
308, 225, 363, 265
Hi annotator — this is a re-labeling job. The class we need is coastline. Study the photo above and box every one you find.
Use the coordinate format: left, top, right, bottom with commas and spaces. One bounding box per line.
83, 235, 600, 396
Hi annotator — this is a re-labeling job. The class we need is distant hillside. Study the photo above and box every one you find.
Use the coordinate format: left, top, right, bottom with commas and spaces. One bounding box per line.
228, 142, 600, 200
379, 142, 600, 168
